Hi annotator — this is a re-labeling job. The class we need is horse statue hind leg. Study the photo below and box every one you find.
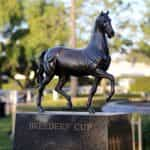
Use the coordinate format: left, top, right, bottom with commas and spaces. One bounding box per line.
37, 72, 54, 112
55, 75, 72, 109
37, 74, 72, 112
36, 50, 55, 112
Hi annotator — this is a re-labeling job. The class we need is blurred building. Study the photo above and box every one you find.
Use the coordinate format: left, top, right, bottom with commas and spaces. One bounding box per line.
107, 52, 150, 93
109, 60, 150, 77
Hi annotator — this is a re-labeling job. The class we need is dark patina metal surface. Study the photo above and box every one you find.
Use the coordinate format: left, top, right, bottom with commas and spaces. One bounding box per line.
36, 11, 115, 112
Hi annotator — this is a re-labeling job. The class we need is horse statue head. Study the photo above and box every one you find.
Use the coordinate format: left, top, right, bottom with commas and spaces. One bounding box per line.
96, 11, 115, 38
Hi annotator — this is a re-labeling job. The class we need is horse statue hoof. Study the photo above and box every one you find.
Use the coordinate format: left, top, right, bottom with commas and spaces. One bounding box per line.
88, 107, 95, 114
106, 97, 111, 103
38, 106, 45, 113
66, 102, 73, 110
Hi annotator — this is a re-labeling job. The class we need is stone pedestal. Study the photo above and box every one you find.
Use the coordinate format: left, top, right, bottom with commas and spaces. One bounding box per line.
13, 111, 132, 150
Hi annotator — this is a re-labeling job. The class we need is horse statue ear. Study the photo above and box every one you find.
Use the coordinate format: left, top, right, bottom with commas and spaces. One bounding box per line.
100, 11, 104, 16
106, 10, 109, 15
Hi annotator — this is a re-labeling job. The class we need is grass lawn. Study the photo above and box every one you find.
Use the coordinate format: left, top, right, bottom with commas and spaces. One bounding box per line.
17, 94, 106, 112
17, 93, 142, 112
0, 116, 12, 150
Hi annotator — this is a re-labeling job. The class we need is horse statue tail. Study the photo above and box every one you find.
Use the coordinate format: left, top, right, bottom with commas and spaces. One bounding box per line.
37, 50, 47, 84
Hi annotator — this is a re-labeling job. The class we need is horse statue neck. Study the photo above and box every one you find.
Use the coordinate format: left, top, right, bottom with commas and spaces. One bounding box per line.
87, 21, 109, 56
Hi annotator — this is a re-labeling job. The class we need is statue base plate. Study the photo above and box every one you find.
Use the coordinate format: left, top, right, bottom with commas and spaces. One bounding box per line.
13, 111, 132, 150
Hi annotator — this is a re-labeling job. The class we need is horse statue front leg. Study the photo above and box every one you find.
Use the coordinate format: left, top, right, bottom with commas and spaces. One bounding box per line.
106, 75, 115, 102
37, 84, 45, 113
93, 69, 115, 102
87, 77, 101, 113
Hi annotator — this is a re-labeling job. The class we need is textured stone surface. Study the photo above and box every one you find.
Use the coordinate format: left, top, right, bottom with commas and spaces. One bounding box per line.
13, 112, 132, 150
102, 101, 150, 114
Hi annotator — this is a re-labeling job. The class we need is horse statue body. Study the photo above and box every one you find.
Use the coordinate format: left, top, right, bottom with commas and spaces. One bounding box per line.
37, 11, 115, 113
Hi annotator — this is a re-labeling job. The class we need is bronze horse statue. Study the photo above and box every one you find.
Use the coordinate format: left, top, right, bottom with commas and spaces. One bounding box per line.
37, 11, 115, 113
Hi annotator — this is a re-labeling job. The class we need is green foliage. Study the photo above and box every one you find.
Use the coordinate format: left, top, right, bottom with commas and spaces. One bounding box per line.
111, 37, 124, 51
0, 0, 70, 88
138, 0, 150, 57
0, 43, 7, 72
0, 0, 22, 26
140, 0, 150, 40
16, 46, 28, 74
126, 50, 150, 65
21, 0, 69, 55
130, 77, 150, 92
138, 42, 150, 57
2, 79, 22, 90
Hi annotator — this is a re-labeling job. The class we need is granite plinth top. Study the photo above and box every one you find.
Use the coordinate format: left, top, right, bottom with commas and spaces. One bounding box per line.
16, 111, 130, 116
102, 100, 150, 114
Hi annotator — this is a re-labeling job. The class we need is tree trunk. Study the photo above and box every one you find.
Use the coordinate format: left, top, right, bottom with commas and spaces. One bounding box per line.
70, 0, 78, 97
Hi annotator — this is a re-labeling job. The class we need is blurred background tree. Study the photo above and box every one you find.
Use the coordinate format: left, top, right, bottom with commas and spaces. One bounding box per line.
0, 0, 70, 88
21, 0, 69, 55
138, 0, 150, 57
